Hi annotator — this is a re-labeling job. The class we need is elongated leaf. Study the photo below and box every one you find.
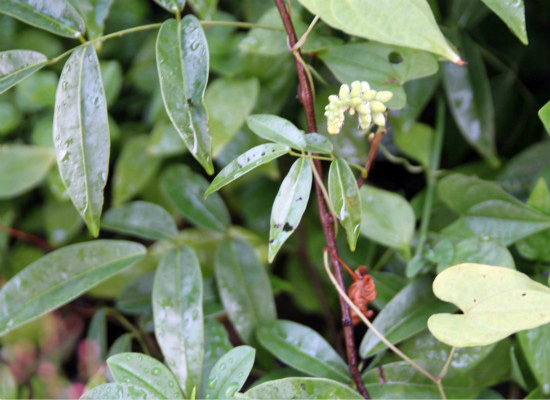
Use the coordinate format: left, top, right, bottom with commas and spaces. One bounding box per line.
0, 365, 17, 399
359, 185, 415, 255
102, 201, 177, 241
247, 114, 307, 152
304, 133, 333, 154
428, 263, 550, 347
242, 377, 362, 399
80, 383, 157, 399
157, 17, 213, 174
200, 319, 233, 397
0, 240, 145, 336
539, 100, 550, 134
54, 44, 110, 237
108, 352, 184, 399
206, 144, 289, 197
328, 159, 361, 252
187, 0, 216, 18
161, 164, 230, 231
269, 158, 312, 262
360, 276, 456, 357
152, 246, 203, 396
205, 346, 255, 399
215, 238, 276, 343
0, 0, 85, 38
392, 121, 432, 167
0, 50, 47, 94
70, 0, 114, 39
152, 0, 185, 14
107, 333, 133, 358
443, 32, 498, 167
115, 272, 154, 314
87, 308, 107, 360
0, 145, 55, 198
44, 199, 83, 246
437, 174, 550, 245
257, 320, 349, 383
480, 0, 527, 44
297, 0, 461, 63
517, 325, 550, 395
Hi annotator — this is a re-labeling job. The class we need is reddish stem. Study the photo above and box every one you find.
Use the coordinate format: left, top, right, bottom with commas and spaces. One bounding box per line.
0, 223, 53, 251
357, 129, 385, 188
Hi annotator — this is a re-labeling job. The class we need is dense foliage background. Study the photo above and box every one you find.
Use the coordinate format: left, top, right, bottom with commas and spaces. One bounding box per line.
0, 0, 549, 399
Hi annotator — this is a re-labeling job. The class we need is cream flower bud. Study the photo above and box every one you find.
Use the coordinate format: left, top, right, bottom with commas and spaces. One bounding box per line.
361, 90, 376, 102
360, 81, 371, 92
356, 102, 370, 115
372, 111, 386, 126
339, 84, 350, 99
370, 100, 386, 113
359, 113, 372, 130
349, 97, 362, 107
375, 91, 393, 103
350, 81, 362, 97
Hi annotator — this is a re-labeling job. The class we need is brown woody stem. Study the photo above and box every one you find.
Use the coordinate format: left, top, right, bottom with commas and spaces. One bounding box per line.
0, 223, 53, 251
273, 1, 369, 398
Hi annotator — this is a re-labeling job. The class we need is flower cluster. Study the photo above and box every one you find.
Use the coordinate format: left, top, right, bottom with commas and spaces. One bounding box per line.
324, 81, 393, 135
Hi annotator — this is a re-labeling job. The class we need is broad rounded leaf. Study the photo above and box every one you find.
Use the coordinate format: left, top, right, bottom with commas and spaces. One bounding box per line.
156, 17, 213, 174
80, 383, 157, 400
205, 346, 256, 399
328, 159, 361, 252
242, 377, 362, 399
269, 158, 312, 262
517, 325, 550, 394
108, 352, 184, 399
0, 50, 47, 94
257, 320, 349, 383
0, 0, 85, 38
54, 44, 110, 237
152, 246, 204, 396
428, 263, 550, 347
0, 240, 146, 336
247, 114, 308, 151
200, 319, 233, 397
102, 201, 178, 241
297, 0, 462, 63
0, 145, 55, 198
206, 143, 289, 197
152, 0, 185, 14
480, 0, 527, 44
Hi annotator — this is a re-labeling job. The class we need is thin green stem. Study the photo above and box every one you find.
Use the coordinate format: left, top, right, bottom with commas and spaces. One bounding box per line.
438, 347, 456, 380
201, 20, 284, 31
105, 308, 151, 356
292, 15, 319, 51
309, 158, 338, 235
371, 249, 393, 271
289, 150, 334, 162
378, 143, 424, 174
345, 160, 367, 175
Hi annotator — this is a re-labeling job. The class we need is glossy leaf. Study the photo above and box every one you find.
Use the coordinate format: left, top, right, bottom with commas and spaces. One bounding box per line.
107, 333, 133, 358
215, 238, 276, 343
257, 320, 349, 383
443, 32, 498, 167
205, 346, 256, 399
0, 240, 145, 336
54, 44, 110, 237
328, 159, 361, 251
156, 17, 213, 174
0, 145, 55, 198
187, 0, 216, 19
80, 383, 157, 399
392, 121, 432, 167
0, 0, 85, 38
359, 185, 415, 254
517, 325, 550, 394
304, 133, 334, 154
102, 201, 177, 241
360, 276, 456, 357
428, 263, 550, 346
112, 135, 160, 206
161, 164, 230, 231
200, 319, 233, 397
108, 352, 184, 399
539, 100, 550, 134
152, 0, 185, 14
480, 0, 527, 44
269, 158, 312, 262
0, 50, 47, 94
147, 121, 187, 157
44, 199, 83, 245
297, 0, 461, 63
206, 143, 289, 197
152, 246, 204, 396
242, 377, 363, 399
70, 0, 114, 39
437, 174, 550, 245
87, 308, 107, 360
115, 272, 154, 314
369, 272, 407, 310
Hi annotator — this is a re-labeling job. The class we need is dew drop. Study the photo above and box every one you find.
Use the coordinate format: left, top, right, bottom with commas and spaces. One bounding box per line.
152, 368, 160, 376
62, 81, 69, 90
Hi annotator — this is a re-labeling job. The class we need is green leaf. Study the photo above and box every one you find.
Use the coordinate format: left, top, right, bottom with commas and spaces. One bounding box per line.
44, 199, 83, 246
297, 0, 462, 63
443, 32, 498, 167
215, 238, 276, 343
108, 352, 184, 399
328, 159, 361, 252
80, 383, 157, 399
87, 308, 107, 360
107, 333, 133, 358
539, 100, 550, 134
112, 135, 160, 206
187, 0, 216, 19
54, 44, 110, 237
152, 246, 204, 396
0, 364, 17, 399
161, 164, 230, 231
392, 121, 432, 167
15, 70, 57, 111
437, 174, 550, 245
242, 377, 363, 399
269, 158, 312, 262
102, 201, 177, 241
369, 272, 407, 310
304, 133, 334, 154
115, 272, 154, 314
0, 0, 85, 38
70, 0, 114, 39
0, 50, 47, 94
360, 276, 455, 357
206, 144, 289, 197
205, 345, 255, 399
359, 185, 415, 254
0, 240, 145, 336
147, 121, 187, 158
257, 320, 349, 383
205, 78, 259, 156
200, 319, 233, 397
0, 145, 55, 198
517, 325, 550, 395
479, 0, 527, 44
152, 0, 185, 14
428, 263, 550, 346
100, 60, 122, 105
156, 17, 213, 174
